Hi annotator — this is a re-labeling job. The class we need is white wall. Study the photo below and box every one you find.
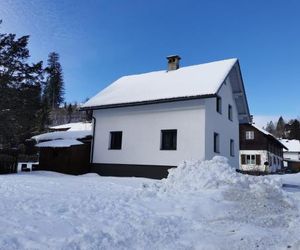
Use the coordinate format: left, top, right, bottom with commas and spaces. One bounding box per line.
92, 99, 206, 166
239, 150, 269, 172
284, 151, 300, 161
239, 150, 283, 173
204, 77, 240, 168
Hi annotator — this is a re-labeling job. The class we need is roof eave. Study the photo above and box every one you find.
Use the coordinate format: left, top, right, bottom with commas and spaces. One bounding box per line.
236, 60, 251, 123
214, 60, 251, 124
266, 134, 288, 150
79, 94, 217, 111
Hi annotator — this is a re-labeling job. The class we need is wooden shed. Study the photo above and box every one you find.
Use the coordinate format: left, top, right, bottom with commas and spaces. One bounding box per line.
31, 122, 92, 175
37, 142, 91, 175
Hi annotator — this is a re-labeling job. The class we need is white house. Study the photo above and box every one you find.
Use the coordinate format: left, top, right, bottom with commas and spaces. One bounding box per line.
279, 139, 300, 171
81, 56, 251, 178
279, 139, 300, 162
49, 122, 92, 132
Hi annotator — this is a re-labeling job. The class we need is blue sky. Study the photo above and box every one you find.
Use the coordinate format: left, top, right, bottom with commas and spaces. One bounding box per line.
0, 0, 299, 125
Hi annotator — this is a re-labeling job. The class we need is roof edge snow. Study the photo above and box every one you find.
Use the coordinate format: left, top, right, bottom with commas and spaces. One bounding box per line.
250, 124, 288, 150
80, 94, 216, 111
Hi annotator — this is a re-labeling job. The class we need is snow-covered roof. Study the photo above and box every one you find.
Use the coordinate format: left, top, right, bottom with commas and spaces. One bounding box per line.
82, 58, 236, 108
252, 124, 273, 137
82, 58, 251, 123
279, 139, 300, 152
36, 139, 83, 148
50, 122, 92, 131
251, 124, 287, 149
32, 130, 92, 143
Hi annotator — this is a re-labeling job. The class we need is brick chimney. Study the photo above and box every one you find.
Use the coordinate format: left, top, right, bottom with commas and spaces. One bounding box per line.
167, 55, 181, 71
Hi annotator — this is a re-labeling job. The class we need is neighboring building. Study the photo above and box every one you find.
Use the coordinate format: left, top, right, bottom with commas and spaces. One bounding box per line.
31, 122, 92, 175
239, 124, 287, 173
81, 56, 251, 179
279, 139, 300, 172
49, 122, 92, 132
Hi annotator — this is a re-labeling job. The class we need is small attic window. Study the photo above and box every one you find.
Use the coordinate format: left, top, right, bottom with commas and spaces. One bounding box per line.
245, 131, 254, 140
214, 132, 220, 153
228, 105, 233, 121
216, 96, 222, 114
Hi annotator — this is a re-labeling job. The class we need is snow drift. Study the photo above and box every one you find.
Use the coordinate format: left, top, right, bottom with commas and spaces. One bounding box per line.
144, 156, 296, 229
149, 156, 282, 193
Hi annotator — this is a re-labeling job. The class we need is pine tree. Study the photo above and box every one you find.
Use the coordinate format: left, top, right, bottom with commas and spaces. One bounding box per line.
275, 116, 285, 138
44, 52, 64, 109
37, 96, 51, 132
288, 120, 300, 140
67, 104, 73, 123
265, 121, 276, 135
0, 21, 44, 147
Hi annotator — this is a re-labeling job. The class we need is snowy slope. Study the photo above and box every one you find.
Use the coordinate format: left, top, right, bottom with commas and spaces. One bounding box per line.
82, 58, 237, 108
0, 157, 299, 249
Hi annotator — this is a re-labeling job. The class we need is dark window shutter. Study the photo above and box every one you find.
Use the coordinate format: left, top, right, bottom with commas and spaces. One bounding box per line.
241, 154, 246, 164
256, 155, 261, 165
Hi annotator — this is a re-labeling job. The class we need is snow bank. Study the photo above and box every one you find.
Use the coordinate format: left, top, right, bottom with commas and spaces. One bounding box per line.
151, 156, 282, 193
144, 156, 296, 230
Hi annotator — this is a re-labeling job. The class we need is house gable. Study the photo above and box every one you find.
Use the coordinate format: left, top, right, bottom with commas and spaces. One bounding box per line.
240, 124, 269, 151
240, 124, 286, 154
218, 61, 250, 124
204, 73, 240, 168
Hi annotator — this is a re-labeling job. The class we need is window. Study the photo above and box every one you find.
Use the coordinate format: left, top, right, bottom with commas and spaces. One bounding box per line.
230, 139, 234, 156
109, 131, 122, 150
246, 155, 256, 165
228, 105, 233, 121
161, 130, 177, 150
214, 132, 220, 153
245, 131, 254, 140
241, 154, 261, 165
216, 96, 222, 114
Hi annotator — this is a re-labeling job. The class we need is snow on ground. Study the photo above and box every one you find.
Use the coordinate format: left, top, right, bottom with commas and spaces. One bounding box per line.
1, 157, 300, 249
